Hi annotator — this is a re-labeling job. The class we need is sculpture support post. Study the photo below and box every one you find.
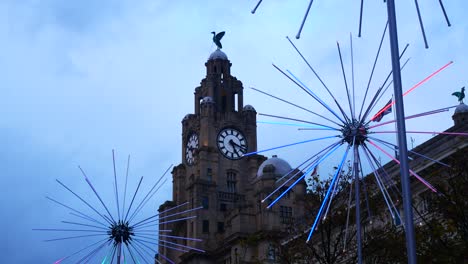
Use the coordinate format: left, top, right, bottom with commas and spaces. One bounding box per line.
354, 145, 362, 264
386, 1, 417, 263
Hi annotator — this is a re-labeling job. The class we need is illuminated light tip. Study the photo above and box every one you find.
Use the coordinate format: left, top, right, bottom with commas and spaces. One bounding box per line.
54, 258, 65, 264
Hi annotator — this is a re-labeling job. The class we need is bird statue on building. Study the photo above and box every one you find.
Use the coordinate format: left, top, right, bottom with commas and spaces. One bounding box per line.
211, 31, 225, 49
452, 86, 465, 103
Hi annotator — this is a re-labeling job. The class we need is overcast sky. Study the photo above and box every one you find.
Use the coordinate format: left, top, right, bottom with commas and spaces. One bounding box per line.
1, 0, 467, 263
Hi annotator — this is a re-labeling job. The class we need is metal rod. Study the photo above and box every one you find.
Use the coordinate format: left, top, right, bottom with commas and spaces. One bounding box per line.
438, 0, 451, 26
306, 146, 350, 242
337, 41, 354, 119
296, 0, 314, 39
353, 145, 362, 264
123, 176, 144, 222
414, 0, 429, 49
358, 0, 364, 37
112, 150, 121, 220
244, 135, 338, 156
386, 1, 417, 261
350, 33, 356, 118
122, 155, 130, 222
250, 87, 343, 127
358, 21, 388, 120
251, 0, 263, 14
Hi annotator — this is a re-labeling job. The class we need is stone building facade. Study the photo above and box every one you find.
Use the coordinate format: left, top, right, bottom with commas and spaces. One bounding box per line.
157, 49, 306, 264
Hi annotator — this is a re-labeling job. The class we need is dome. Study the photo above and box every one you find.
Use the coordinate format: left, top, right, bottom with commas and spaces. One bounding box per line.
243, 105, 256, 112
182, 114, 191, 121
200, 96, 215, 104
257, 155, 292, 178
454, 103, 468, 114
208, 49, 228, 60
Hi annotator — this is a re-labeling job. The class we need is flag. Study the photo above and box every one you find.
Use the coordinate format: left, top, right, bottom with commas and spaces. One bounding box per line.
372, 99, 392, 122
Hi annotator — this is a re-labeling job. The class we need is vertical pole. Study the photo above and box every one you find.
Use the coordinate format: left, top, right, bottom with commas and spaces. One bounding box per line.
354, 145, 362, 264
386, 1, 417, 263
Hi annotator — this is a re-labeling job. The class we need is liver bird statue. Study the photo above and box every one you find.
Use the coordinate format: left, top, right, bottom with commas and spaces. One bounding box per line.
452, 86, 465, 103
211, 31, 225, 49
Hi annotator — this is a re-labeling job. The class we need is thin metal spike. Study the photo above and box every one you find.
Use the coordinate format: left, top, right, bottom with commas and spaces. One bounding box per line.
128, 245, 149, 264
369, 136, 450, 167
285, 36, 350, 123
251, 0, 263, 14
159, 239, 205, 253
122, 155, 130, 222
130, 241, 153, 264
244, 135, 338, 157
129, 178, 168, 223
350, 33, 356, 118
438, 0, 451, 26
159, 253, 176, 264
259, 112, 339, 130
55, 179, 114, 225
306, 146, 351, 242
358, 0, 364, 37
414, 0, 429, 49
369, 106, 455, 129
268, 143, 343, 209
364, 57, 411, 122
361, 145, 399, 218
343, 176, 353, 251
287, 69, 351, 124
296, 0, 314, 39
134, 206, 202, 228
272, 62, 345, 123
77, 167, 117, 224
353, 144, 362, 264
359, 161, 372, 221
367, 139, 437, 192
61, 221, 108, 230
158, 234, 203, 242
125, 243, 140, 264
258, 120, 337, 130
336, 41, 354, 119
123, 176, 144, 222
75, 240, 110, 264
112, 150, 121, 221
53, 238, 108, 263
127, 164, 172, 222
68, 212, 108, 228
138, 215, 197, 228
34, 228, 107, 233
372, 130, 468, 137
44, 234, 104, 242
358, 21, 388, 121
46, 196, 107, 227
250, 87, 343, 127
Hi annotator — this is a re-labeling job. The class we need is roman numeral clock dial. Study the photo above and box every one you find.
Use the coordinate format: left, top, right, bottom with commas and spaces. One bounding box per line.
185, 132, 199, 166
217, 128, 248, 160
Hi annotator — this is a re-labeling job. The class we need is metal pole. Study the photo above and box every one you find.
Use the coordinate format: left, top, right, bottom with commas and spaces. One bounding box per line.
354, 145, 362, 264
386, 1, 417, 263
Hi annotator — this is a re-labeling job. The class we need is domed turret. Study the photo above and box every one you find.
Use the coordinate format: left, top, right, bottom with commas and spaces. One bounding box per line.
243, 104, 256, 112
257, 155, 292, 179
208, 49, 228, 61
453, 103, 468, 126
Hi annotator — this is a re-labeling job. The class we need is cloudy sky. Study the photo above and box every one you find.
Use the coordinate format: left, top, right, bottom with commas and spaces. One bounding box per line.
1, 0, 467, 262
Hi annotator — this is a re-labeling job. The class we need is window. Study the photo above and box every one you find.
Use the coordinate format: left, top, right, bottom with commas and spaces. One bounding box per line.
227, 171, 237, 193
202, 196, 209, 209
207, 168, 212, 182
203, 220, 210, 233
280, 206, 293, 224
217, 222, 225, 233
220, 203, 227, 212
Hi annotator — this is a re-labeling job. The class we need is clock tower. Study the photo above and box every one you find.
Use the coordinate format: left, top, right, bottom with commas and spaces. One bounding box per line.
158, 48, 266, 263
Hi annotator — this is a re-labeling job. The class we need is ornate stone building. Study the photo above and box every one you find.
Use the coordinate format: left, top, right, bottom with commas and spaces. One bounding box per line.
157, 49, 306, 264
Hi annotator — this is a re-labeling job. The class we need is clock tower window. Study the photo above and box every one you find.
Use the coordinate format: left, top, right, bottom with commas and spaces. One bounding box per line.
227, 171, 237, 193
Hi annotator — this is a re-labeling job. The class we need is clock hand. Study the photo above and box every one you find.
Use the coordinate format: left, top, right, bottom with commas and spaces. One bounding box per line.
229, 140, 247, 151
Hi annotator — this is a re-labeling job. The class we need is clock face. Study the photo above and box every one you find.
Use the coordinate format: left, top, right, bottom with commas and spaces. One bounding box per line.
217, 128, 247, 160
185, 133, 199, 165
